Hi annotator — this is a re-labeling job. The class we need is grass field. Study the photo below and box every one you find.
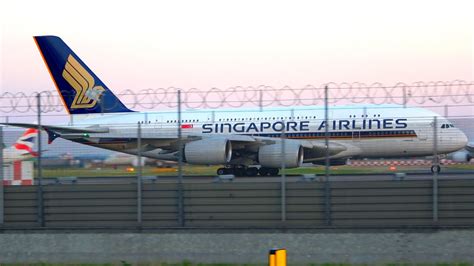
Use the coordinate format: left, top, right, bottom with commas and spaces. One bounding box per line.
37, 164, 474, 178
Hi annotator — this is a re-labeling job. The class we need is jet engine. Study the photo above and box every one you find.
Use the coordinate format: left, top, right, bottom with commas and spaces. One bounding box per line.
450, 150, 472, 162
184, 139, 232, 164
258, 141, 303, 168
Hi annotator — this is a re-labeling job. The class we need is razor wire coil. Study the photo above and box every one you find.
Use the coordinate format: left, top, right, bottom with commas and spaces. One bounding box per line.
0, 80, 473, 113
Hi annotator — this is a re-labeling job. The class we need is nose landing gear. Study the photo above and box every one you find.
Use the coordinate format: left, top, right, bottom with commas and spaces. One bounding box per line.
431, 155, 441, 174
430, 165, 441, 174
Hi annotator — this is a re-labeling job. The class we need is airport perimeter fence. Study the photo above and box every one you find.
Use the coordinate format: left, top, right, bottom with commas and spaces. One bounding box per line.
1, 179, 474, 229
0, 81, 474, 229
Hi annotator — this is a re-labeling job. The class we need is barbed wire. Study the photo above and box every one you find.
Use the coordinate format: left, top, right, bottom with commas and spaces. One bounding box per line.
0, 80, 472, 113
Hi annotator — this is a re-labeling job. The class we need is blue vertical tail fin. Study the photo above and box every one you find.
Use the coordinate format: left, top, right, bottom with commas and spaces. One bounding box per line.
34, 36, 133, 114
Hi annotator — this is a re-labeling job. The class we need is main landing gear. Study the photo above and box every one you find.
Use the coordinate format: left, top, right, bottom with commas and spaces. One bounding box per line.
216, 166, 279, 177
430, 155, 441, 174
430, 165, 441, 174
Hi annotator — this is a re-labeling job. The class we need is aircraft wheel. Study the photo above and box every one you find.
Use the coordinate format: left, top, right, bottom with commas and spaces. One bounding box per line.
268, 168, 279, 176
259, 167, 269, 176
234, 167, 246, 177
217, 168, 227, 175
245, 167, 259, 177
431, 165, 441, 174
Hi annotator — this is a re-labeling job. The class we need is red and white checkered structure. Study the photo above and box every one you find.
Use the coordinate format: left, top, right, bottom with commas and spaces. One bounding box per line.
2, 161, 34, 186
347, 159, 472, 167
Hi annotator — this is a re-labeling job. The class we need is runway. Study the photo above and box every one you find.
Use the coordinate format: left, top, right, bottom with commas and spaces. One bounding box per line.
38, 169, 474, 185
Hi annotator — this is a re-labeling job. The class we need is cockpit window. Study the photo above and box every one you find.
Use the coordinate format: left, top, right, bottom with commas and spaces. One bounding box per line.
442, 123, 456, 129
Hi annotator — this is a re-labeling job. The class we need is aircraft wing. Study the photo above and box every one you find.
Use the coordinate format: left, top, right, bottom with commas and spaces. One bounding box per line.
2, 123, 255, 145
2, 122, 110, 144
1, 123, 109, 134
2, 123, 358, 162
79, 132, 353, 161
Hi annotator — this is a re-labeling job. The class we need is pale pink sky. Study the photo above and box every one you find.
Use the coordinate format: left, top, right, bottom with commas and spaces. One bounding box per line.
1, 0, 472, 94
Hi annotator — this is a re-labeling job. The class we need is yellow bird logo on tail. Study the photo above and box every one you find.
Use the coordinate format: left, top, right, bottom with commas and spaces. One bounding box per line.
62, 55, 105, 109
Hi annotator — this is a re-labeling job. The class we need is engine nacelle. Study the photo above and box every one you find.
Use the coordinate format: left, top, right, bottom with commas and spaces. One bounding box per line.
258, 141, 303, 168
184, 139, 232, 165
450, 151, 472, 162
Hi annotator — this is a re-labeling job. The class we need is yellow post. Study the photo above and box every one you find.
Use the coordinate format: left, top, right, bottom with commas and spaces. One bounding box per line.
269, 249, 286, 266
269, 249, 277, 266
275, 249, 287, 266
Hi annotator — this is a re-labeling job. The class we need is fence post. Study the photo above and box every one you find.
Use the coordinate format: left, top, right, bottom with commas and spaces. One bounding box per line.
324, 86, 332, 226
280, 122, 286, 222
403, 86, 407, 108
177, 90, 185, 226
137, 122, 142, 226
36, 93, 44, 227
0, 126, 4, 225
432, 116, 439, 223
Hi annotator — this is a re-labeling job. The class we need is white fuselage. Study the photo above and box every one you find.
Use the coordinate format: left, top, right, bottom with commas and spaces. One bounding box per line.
64, 104, 467, 164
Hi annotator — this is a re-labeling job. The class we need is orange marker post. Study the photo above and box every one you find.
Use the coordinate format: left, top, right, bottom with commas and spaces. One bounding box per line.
275, 249, 287, 265
269, 249, 286, 266
269, 249, 276, 266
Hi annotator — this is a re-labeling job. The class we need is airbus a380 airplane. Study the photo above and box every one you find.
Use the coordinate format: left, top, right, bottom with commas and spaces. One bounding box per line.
4, 36, 468, 175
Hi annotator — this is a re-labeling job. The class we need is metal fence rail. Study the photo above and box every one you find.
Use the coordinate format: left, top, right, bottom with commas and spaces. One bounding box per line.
2, 179, 474, 229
